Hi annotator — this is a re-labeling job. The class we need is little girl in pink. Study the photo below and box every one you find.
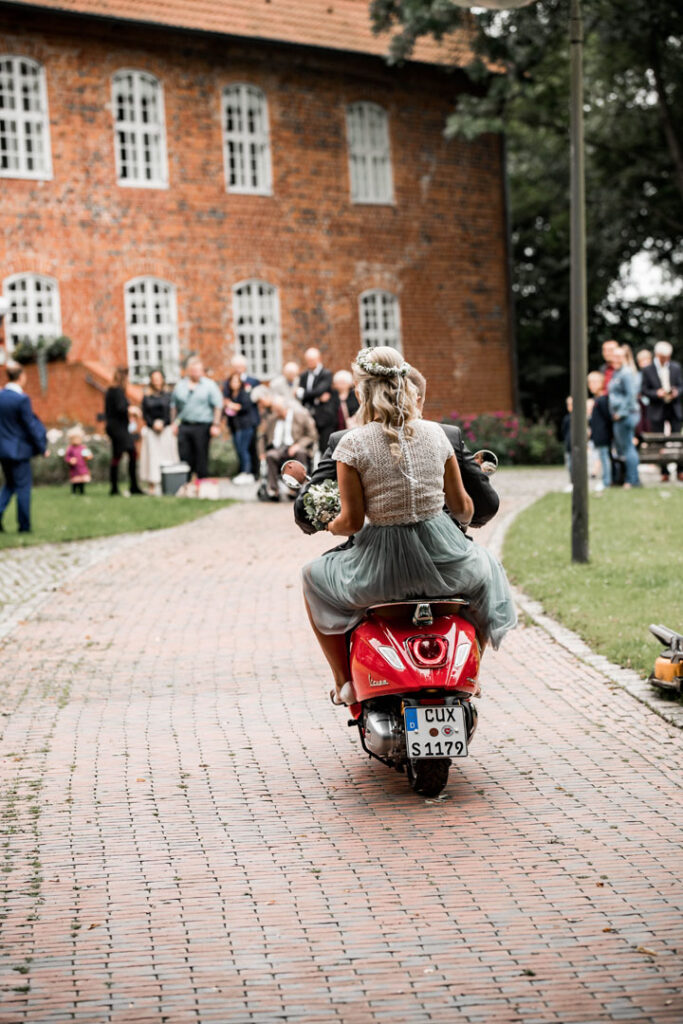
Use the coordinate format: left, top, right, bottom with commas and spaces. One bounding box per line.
64, 426, 93, 495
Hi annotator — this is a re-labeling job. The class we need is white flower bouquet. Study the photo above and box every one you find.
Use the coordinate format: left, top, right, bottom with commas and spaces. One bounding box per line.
303, 480, 341, 532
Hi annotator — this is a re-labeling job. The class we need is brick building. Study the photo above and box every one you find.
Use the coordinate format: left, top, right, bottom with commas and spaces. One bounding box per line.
0, 0, 515, 426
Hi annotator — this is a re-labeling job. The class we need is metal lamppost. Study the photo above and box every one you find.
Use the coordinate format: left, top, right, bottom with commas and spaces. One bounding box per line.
449, 0, 589, 562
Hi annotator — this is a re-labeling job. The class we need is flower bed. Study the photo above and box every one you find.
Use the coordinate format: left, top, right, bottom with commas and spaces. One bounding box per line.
446, 411, 563, 466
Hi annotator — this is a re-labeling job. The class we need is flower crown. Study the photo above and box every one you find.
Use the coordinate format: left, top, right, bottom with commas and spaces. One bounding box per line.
355, 348, 411, 379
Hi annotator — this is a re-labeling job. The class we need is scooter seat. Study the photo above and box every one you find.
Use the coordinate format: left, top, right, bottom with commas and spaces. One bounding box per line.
367, 597, 470, 622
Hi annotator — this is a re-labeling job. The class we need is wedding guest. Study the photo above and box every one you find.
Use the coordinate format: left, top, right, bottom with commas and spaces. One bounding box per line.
224, 370, 256, 484
0, 362, 47, 532
269, 362, 302, 405
332, 370, 360, 430
640, 341, 682, 482
226, 354, 260, 478
635, 348, 653, 435
105, 367, 143, 497
171, 357, 223, 481
561, 396, 573, 492
600, 339, 619, 390
587, 372, 612, 492
64, 426, 92, 495
298, 347, 335, 452
140, 369, 178, 495
608, 346, 640, 489
262, 397, 318, 501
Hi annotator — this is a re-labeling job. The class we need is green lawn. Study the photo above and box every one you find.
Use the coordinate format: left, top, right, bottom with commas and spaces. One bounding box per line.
503, 488, 683, 678
0, 483, 233, 549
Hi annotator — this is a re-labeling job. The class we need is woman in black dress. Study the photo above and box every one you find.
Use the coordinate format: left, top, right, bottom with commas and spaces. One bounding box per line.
105, 367, 143, 496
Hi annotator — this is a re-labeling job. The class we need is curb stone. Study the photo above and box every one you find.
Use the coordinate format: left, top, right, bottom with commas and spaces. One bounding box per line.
488, 490, 683, 731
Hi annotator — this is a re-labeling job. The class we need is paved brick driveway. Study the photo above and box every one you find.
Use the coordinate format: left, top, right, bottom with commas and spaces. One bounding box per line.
1, 490, 681, 1023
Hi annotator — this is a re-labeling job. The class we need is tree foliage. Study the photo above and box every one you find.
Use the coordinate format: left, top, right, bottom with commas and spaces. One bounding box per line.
371, 0, 683, 418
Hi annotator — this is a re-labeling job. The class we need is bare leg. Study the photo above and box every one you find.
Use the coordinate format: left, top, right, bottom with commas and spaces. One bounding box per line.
304, 594, 349, 695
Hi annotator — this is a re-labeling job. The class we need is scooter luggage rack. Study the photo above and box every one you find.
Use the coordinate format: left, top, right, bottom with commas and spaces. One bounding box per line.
366, 597, 470, 627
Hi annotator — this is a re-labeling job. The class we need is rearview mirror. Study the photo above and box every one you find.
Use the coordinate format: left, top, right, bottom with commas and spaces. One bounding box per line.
280, 459, 309, 490
473, 450, 498, 476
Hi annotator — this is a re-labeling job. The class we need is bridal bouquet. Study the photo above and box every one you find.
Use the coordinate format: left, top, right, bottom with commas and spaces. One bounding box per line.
303, 480, 341, 532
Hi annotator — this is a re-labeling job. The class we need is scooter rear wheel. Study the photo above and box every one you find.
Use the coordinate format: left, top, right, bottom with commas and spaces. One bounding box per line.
407, 758, 450, 797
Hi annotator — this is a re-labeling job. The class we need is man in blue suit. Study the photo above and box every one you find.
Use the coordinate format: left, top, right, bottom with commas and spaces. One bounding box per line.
0, 363, 47, 533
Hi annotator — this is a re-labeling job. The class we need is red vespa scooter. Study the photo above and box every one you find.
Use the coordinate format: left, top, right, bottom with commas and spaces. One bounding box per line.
283, 453, 496, 798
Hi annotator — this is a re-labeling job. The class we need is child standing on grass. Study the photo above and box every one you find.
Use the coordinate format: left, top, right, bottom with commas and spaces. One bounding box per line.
587, 371, 612, 492
64, 426, 92, 495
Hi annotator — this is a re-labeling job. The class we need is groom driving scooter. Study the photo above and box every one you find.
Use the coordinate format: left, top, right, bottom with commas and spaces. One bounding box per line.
292, 365, 500, 536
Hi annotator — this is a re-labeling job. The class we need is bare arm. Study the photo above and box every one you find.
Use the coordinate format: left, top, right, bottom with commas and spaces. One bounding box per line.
444, 454, 474, 527
328, 461, 365, 536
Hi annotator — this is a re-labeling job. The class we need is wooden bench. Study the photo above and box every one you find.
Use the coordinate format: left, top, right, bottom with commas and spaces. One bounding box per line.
638, 432, 683, 467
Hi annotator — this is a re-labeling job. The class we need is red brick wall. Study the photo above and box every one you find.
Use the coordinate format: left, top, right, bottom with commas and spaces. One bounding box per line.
0, 9, 514, 422
16, 361, 143, 429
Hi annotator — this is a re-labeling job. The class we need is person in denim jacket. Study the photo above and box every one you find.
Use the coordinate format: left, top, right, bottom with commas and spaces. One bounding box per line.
608, 346, 641, 488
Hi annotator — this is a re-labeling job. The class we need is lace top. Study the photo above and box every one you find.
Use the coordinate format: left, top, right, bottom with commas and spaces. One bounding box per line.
333, 420, 453, 526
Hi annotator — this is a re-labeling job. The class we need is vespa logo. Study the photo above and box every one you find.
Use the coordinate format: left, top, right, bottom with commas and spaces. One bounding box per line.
368, 674, 389, 688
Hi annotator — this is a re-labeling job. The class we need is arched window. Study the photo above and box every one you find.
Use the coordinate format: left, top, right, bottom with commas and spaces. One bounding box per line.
124, 277, 179, 382
2, 274, 61, 350
346, 102, 393, 204
112, 70, 168, 187
0, 56, 52, 179
222, 85, 272, 194
232, 280, 281, 378
359, 290, 401, 351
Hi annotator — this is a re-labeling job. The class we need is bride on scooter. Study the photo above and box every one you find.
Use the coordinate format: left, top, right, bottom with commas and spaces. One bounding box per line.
302, 346, 517, 706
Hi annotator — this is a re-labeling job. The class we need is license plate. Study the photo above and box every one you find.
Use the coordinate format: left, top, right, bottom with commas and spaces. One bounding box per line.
404, 705, 468, 759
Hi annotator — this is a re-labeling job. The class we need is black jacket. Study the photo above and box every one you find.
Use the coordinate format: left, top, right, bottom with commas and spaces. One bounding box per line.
299, 367, 335, 427
142, 392, 171, 428
105, 387, 134, 449
589, 395, 612, 448
294, 422, 500, 535
641, 360, 682, 421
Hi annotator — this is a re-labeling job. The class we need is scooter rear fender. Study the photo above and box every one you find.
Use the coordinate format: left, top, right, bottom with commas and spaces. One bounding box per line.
348, 609, 480, 718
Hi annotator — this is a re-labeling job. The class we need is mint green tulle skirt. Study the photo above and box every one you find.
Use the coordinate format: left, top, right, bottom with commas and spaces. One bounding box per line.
302, 512, 517, 649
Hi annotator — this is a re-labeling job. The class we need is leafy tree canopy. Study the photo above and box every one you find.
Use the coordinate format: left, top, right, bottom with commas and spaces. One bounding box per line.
371, 0, 683, 418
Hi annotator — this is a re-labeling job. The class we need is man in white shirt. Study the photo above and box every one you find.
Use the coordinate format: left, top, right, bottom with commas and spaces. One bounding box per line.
297, 348, 335, 451
262, 397, 318, 501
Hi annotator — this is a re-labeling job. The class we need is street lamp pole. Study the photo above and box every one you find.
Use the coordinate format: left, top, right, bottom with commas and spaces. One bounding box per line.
569, 0, 589, 562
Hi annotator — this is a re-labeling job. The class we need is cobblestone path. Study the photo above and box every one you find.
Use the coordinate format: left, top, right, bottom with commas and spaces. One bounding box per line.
1, 479, 681, 1023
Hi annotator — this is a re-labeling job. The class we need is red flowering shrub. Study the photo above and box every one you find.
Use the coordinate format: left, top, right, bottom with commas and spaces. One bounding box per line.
446, 411, 563, 465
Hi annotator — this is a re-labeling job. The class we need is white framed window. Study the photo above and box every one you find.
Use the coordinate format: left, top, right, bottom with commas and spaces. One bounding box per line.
2, 273, 61, 350
346, 102, 393, 204
112, 70, 168, 187
222, 85, 272, 195
359, 290, 402, 351
124, 277, 179, 382
232, 280, 281, 378
0, 56, 52, 179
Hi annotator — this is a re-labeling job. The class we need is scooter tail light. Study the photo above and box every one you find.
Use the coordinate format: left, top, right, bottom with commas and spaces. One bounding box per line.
407, 636, 449, 667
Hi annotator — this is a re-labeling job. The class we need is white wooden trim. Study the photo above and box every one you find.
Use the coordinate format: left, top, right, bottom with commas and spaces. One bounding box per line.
112, 70, 169, 188
359, 289, 402, 352
232, 279, 282, 378
124, 276, 179, 382
0, 55, 53, 180
222, 84, 272, 196
2, 273, 61, 350
346, 102, 394, 205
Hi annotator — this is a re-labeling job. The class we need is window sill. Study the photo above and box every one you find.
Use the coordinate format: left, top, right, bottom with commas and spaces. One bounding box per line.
116, 179, 170, 190
227, 187, 273, 197
0, 170, 53, 181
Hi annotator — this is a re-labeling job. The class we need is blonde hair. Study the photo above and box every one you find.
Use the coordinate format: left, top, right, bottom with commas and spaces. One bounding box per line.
67, 425, 84, 443
353, 347, 419, 462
